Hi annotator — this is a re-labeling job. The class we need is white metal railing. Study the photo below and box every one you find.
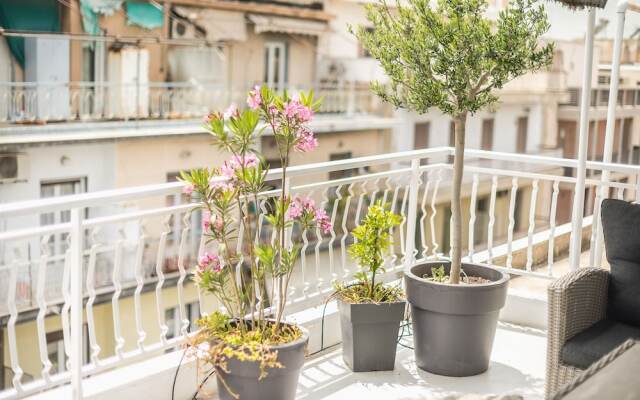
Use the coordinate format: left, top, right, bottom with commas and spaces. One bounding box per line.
1, 147, 639, 398
0, 82, 382, 125
560, 86, 640, 108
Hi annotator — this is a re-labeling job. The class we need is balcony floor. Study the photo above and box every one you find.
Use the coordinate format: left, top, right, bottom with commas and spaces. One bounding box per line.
298, 324, 546, 400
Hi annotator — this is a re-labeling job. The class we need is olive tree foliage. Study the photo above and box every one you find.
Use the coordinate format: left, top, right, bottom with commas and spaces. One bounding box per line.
354, 0, 553, 283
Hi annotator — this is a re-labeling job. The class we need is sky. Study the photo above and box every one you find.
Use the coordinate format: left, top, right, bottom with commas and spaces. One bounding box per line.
545, 1, 640, 40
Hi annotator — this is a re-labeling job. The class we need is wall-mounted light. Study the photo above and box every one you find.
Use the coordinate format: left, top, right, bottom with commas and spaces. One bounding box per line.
60, 155, 70, 166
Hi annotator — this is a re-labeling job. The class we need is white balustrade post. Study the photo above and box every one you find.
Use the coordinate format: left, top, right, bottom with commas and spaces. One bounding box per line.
570, 9, 596, 270
69, 208, 84, 399
404, 159, 420, 269
593, 3, 626, 267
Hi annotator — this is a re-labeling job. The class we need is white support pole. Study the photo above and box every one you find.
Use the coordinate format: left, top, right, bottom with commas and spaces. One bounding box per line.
593, 2, 627, 267
570, 9, 597, 270
70, 208, 84, 399
404, 159, 421, 270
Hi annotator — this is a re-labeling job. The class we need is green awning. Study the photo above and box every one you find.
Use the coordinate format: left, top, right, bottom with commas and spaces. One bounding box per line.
0, 0, 61, 67
125, 1, 163, 30
80, 0, 101, 36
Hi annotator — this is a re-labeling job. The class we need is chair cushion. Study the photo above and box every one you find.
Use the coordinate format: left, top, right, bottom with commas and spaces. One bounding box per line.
600, 199, 640, 326
561, 319, 640, 369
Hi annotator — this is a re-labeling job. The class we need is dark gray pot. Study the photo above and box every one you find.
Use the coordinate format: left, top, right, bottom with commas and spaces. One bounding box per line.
216, 324, 308, 400
404, 261, 509, 377
338, 299, 406, 372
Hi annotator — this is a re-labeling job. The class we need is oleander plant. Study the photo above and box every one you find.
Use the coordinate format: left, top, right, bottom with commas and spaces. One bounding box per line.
180, 86, 329, 399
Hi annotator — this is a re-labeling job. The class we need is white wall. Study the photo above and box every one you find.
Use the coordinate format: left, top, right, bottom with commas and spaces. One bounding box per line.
0, 142, 116, 264
317, 0, 389, 83
411, 102, 542, 153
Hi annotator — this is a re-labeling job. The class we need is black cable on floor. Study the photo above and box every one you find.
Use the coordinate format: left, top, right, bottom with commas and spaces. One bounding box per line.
192, 369, 216, 400
308, 292, 338, 357
397, 319, 414, 350
172, 348, 188, 400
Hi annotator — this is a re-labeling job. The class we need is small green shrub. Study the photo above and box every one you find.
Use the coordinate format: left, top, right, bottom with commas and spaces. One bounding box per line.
336, 201, 403, 303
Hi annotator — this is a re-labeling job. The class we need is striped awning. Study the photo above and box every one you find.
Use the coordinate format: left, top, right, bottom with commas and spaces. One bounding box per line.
174, 6, 247, 42
248, 14, 327, 36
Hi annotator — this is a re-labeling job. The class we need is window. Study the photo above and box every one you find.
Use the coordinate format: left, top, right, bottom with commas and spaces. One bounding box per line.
516, 117, 528, 153
46, 327, 89, 374
414, 122, 431, 165
414, 122, 430, 149
47, 331, 66, 375
264, 42, 288, 91
40, 178, 87, 255
329, 152, 357, 180
481, 118, 494, 151
166, 301, 201, 340
474, 197, 489, 245
82, 47, 95, 82
358, 27, 375, 57
165, 172, 200, 272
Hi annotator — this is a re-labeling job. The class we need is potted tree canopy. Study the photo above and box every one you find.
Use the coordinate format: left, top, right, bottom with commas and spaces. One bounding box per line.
334, 202, 405, 372
354, 0, 553, 376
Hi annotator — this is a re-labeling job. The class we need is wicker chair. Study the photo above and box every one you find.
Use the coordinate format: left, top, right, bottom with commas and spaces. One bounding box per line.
546, 199, 640, 398
545, 267, 609, 398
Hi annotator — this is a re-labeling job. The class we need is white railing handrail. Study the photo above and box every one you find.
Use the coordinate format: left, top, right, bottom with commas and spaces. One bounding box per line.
0, 148, 448, 217
3, 146, 640, 218
464, 148, 640, 174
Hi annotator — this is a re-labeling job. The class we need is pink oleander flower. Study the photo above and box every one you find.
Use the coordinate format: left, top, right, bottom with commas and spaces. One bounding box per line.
209, 176, 235, 192
284, 99, 314, 123
232, 153, 259, 169
294, 128, 318, 152
212, 215, 224, 235
223, 103, 239, 119
315, 209, 332, 234
204, 111, 222, 124
197, 252, 221, 273
202, 210, 212, 231
288, 200, 304, 219
247, 86, 262, 109
288, 196, 315, 219
220, 161, 236, 180
221, 153, 259, 180
182, 183, 195, 195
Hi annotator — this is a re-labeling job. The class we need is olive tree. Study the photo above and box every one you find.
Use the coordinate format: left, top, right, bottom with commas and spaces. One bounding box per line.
354, 0, 554, 283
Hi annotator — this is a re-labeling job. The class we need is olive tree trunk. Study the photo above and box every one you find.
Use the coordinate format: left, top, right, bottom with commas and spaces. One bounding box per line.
449, 113, 467, 284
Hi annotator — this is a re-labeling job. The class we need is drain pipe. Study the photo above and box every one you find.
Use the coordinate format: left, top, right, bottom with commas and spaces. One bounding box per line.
570, 9, 596, 270
591, 0, 636, 267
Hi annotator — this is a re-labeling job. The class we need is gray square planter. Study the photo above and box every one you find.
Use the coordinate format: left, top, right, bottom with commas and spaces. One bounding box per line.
338, 299, 406, 372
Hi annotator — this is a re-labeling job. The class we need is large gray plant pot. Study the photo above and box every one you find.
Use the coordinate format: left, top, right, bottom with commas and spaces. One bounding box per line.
216, 324, 308, 400
404, 261, 509, 377
338, 299, 406, 372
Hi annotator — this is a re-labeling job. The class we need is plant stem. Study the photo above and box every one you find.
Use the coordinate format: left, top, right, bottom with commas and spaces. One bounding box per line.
369, 265, 376, 299
449, 113, 466, 284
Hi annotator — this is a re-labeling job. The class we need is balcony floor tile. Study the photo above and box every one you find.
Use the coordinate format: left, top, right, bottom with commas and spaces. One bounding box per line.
298, 325, 546, 400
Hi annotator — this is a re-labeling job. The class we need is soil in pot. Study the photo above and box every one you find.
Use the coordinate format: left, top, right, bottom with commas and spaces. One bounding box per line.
404, 261, 509, 377
202, 319, 309, 400
338, 298, 406, 372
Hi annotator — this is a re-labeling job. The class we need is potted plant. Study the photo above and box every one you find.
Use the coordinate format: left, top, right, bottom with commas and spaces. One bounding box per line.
181, 86, 329, 399
334, 202, 405, 372
354, 0, 554, 376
